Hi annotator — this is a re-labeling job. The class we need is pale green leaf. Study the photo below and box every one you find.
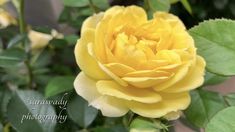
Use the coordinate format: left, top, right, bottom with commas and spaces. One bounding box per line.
189, 19, 235, 76
224, 93, 235, 106
148, 0, 170, 12
206, 106, 235, 132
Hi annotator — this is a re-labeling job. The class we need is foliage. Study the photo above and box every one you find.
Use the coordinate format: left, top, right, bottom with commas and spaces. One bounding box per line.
0, 0, 235, 132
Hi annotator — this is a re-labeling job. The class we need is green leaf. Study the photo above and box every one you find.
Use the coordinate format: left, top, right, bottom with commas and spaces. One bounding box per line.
224, 93, 235, 106
67, 95, 98, 128
0, 88, 12, 121
92, 0, 109, 10
45, 76, 74, 98
0, 48, 26, 68
32, 26, 52, 34
206, 106, 235, 132
180, 0, 192, 14
130, 118, 158, 131
148, 0, 170, 12
7, 34, 26, 49
49, 38, 68, 48
184, 89, 226, 127
63, 0, 89, 7
7, 90, 56, 132
130, 118, 166, 132
189, 19, 235, 76
64, 35, 79, 45
204, 71, 229, 86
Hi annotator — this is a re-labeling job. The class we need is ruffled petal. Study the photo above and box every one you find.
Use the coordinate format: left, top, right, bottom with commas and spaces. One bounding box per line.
74, 29, 110, 79
127, 92, 190, 118
96, 80, 162, 103
162, 56, 206, 93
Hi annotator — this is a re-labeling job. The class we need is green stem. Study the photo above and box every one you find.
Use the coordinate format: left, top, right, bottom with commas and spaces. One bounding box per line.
19, 0, 26, 34
144, 0, 150, 11
18, 0, 34, 89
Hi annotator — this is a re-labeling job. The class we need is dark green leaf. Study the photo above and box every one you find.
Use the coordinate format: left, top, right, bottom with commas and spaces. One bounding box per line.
7, 34, 26, 49
64, 35, 79, 45
0, 48, 26, 68
58, 7, 71, 23
204, 71, 228, 86
189, 19, 235, 76
7, 90, 56, 132
184, 89, 226, 127
49, 39, 68, 48
63, 0, 89, 7
45, 76, 74, 98
0, 87, 12, 121
32, 27, 52, 34
67, 95, 98, 128
206, 106, 235, 132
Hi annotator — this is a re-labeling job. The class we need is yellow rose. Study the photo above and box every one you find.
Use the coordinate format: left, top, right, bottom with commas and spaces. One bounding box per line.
28, 30, 53, 50
28, 29, 63, 50
74, 6, 206, 118
0, 9, 16, 28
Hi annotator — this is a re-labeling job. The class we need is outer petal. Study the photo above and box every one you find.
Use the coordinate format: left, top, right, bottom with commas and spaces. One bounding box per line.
81, 12, 104, 33
96, 80, 162, 103
74, 72, 128, 117
74, 72, 100, 103
154, 11, 185, 30
74, 29, 110, 79
127, 92, 190, 118
162, 56, 206, 93
90, 96, 129, 117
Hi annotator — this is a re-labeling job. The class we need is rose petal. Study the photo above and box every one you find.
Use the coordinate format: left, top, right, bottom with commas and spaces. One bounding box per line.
105, 63, 136, 77
74, 29, 110, 79
127, 92, 190, 118
122, 76, 170, 88
74, 72, 129, 117
74, 72, 100, 103
96, 80, 162, 103
162, 56, 206, 93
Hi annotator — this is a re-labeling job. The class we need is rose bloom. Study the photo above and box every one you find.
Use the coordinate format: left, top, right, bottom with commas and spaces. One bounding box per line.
28, 29, 63, 50
0, 9, 16, 28
74, 6, 205, 118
